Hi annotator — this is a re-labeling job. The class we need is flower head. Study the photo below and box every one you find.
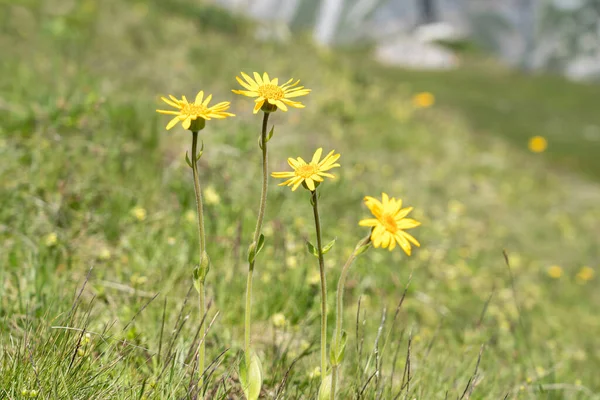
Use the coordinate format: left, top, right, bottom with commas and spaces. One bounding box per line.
547, 265, 563, 279
233, 72, 311, 114
271, 148, 340, 191
131, 206, 147, 221
576, 266, 594, 283
528, 136, 547, 153
156, 91, 234, 131
359, 193, 420, 254
412, 92, 435, 108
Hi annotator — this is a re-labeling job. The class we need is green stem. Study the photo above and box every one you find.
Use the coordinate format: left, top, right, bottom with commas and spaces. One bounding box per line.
244, 112, 270, 357
330, 366, 338, 400
191, 131, 207, 396
331, 234, 371, 400
310, 189, 327, 382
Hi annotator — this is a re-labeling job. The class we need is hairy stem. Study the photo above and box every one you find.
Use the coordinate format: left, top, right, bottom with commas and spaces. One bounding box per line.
191, 130, 207, 396
310, 189, 327, 382
244, 112, 270, 357
331, 234, 371, 400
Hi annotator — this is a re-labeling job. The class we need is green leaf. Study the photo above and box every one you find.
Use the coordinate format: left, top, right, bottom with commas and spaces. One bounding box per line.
306, 241, 319, 258
266, 125, 275, 142
193, 251, 211, 292
318, 374, 332, 400
321, 238, 337, 255
355, 242, 372, 256
257, 135, 263, 150
330, 330, 347, 366
185, 151, 192, 168
239, 350, 263, 400
256, 234, 265, 255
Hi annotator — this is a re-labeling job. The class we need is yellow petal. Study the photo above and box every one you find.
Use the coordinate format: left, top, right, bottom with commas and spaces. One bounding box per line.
382, 193, 389, 207
394, 207, 414, 221
195, 91, 204, 104
401, 231, 420, 247
274, 100, 288, 111
241, 72, 258, 88
253, 100, 264, 114
396, 218, 421, 230
182, 117, 192, 130
287, 157, 301, 168
395, 234, 412, 256
253, 72, 263, 85
305, 178, 315, 191
358, 218, 379, 227
263, 72, 270, 84
232, 89, 258, 97
236, 75, 256, 91
165, 116, 180, 130
156, 109, 180, 115
292, 178, 304, 191
202, 94, 213, 107
271, 77, 278, 86
161, 96, 180, 109
311, 148, 323, 164
271, 171, 295, 178
284, 90, 311, 98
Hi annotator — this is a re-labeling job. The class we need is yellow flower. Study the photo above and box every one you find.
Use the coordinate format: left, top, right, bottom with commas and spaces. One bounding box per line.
528, 136, 547, 153
359, 193, 421, 254
156, 91, 234, 131
547, 265, 562, 279
232, 72, 311, 114
204, 185, 221, 205
185, 209, 196, 222
271, 313, 287, 328
44, 232, 58, 247
271, 148, 340, 191
412, 92, 435, 108
576, 266, 594, 283
131, 206, 147, 221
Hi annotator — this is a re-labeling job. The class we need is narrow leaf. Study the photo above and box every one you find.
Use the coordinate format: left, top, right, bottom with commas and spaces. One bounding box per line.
321, 237, 337, 254
306, 241, 319, 258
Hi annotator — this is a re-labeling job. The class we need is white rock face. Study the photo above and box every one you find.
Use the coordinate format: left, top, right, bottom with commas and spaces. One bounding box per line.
375, 37, 459, 70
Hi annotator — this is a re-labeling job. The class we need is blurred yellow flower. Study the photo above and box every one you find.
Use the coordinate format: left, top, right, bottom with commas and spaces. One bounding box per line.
232, 72, 311, 114
167, 237, 176, 245
412, 92, 435, 108
308, 367, 321, 379
307, 270, 321, 285
204, 185, 221, 205
98, 248, 111, 261
131, 206, 147, 221
547, 265, 563, 279
185, 210, 196, 222
576, 266, 594, 283
44, 232, 58, 247
272, 148, 340, 191
528, 136, 547, 153
156, 91, 234, 131
359, 193, 421, 254
271, 312, 287, 328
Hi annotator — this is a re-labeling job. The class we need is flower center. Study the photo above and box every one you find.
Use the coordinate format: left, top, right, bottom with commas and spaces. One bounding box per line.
182, 103, 208, 117
258, 84, 284, 100
296, 164, 317, 178
381, 213, 397, 233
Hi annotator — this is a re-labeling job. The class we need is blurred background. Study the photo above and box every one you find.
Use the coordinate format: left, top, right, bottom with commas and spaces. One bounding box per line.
1, 0, 599, 398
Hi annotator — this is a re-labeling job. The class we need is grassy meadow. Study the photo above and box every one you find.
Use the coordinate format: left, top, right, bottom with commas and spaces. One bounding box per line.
1, 0, 599, 399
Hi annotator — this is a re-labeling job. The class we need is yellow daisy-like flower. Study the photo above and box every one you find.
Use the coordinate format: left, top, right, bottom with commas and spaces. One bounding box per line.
412, 92, 435, 108
232, 72, 311, 114
156, 91, 234, 131
271, 148, 340, 191
359, 193, 421, 254
528, 136, 547, 153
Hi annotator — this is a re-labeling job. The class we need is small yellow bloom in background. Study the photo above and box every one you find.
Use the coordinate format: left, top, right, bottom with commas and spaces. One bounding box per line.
98, 248, 111, 261
528, 136, 547, 153
44, 232, 58, 247
29, 390, 38, 398
167, 237, 176, 246
286, 255, 298, 269
307, 270, 321, 285
359, 193, 421, 255
308, 367, 321, 379
576, 266, 594, 283
271, 148, 340, 191
233, 72, 311, 114
204, 185, 221, 205
185, 210, 196, 222
271, 312, 287, 328
412, 92, 435, 108
156, 91, 234, 131
131, 206, 147, 221
547, 265, 563, 279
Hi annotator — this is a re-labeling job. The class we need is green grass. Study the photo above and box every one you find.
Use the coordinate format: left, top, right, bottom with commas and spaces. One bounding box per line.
1, 0, 599, 399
